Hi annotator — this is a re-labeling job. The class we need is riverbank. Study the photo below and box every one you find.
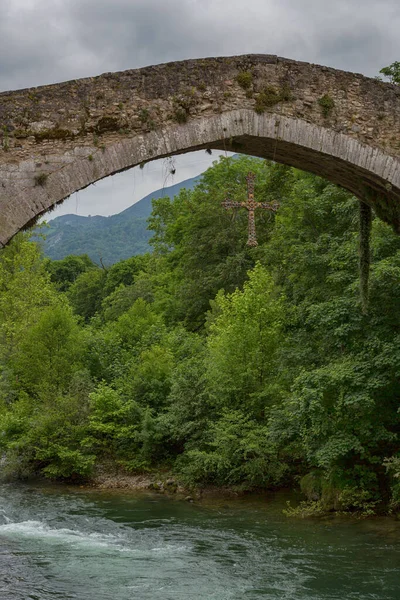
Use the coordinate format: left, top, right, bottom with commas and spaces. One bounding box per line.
2, 459, 398, 518
89, 466, 250, 502
86, 466, 400, 519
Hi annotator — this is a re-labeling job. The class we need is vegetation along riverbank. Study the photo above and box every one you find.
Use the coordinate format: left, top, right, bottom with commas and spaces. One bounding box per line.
1, 154, 399, 518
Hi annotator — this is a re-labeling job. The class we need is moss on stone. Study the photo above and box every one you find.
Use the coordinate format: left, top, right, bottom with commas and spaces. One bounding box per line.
254, 86, 281, 113
280, 84, 294, 101
34, 172, 48, 187
34, 128, 74, 142
139, 109, 150, 123
253, 80, 298, 113
13, 129, 30, 139
254, 83, 295, 114
138, 109, 156, 131
95, 116, 120, 134
318, 94, 335, 117
173, 107, 188, 124
28, 92, 39, 104
2, 126, 9, 151
171, 89, 199, 124
236, 71, 253, 90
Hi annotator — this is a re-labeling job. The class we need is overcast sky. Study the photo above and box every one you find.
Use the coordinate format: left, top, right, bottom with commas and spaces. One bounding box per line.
1, 0, 399, 219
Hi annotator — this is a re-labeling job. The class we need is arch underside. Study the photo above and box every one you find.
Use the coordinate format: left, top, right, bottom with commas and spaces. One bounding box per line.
213, 134, 400, 228
1, 109, 400, 245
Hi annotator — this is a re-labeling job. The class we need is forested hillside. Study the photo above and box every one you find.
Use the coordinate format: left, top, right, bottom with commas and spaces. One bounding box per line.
1, 155, 399, 515
39, 176, 198, 264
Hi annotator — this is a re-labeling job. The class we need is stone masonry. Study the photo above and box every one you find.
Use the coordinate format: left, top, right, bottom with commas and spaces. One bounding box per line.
0, 54, 399, 246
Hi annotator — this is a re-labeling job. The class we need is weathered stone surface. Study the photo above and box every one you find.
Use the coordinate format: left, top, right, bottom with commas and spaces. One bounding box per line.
0, 54, 399, 246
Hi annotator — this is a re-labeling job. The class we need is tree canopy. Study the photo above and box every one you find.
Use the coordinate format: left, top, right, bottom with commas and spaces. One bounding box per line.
0, 155, 399, 515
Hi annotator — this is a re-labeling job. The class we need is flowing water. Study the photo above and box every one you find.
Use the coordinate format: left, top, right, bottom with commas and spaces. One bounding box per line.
0, 482, 399, 599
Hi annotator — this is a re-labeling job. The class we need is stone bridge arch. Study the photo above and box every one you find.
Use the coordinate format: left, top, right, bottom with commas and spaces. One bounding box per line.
0, 54, 399, 247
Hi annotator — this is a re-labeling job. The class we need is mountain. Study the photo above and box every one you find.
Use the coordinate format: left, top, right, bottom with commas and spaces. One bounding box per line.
38, 175, 198, 265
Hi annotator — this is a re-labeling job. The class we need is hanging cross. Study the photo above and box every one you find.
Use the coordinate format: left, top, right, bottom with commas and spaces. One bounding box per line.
221, 172, 279, 247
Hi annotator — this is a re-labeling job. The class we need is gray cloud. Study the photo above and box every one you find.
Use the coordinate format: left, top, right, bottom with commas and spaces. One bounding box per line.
1, 0, 399, 218
1, 0, 399, 92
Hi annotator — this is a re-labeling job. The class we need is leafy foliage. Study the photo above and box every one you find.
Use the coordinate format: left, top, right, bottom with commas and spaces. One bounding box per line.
45, 254, 97, 292
379, 61, 400, 84
1, 156, 400, 514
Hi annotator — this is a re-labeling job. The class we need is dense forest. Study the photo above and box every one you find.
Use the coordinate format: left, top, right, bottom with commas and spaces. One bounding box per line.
1, 154, 399, 516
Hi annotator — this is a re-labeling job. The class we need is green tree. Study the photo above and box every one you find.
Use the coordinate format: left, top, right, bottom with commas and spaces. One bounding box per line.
2, 156, 400, 511
0, 371, 95, 479
103, 254, 148, 296
178, 410, 287, 488
0, 233, 59, 361
148, 156, 282, 329
263, 174, 400, 510
111, 298, 165, 351
68, 268, 107, 320
12, 305, 85, 399
206, 263, 285, 414
87, 382, 142, 461
379, 61, 400, 84
45, 254, 97, 292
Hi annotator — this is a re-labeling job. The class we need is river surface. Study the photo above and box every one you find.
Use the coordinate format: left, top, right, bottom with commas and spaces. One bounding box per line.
0, 482, 399, 599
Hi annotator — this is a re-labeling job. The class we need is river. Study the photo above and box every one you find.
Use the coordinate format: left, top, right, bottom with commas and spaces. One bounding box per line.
0, 482, 399, 599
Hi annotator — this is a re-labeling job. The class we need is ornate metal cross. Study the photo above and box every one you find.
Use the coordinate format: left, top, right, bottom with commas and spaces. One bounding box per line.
221, 172, 279, 247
